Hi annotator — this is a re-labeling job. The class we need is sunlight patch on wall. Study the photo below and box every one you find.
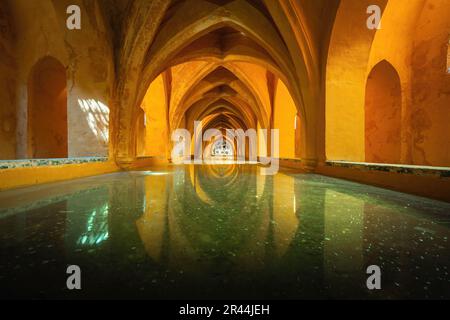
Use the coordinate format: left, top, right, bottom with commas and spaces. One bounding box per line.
78, 99, 110, 143
447, 38, 450, 73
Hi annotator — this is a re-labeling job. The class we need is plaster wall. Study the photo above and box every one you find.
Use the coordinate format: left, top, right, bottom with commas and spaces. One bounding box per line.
326, 0, 387, 162
142, 75, 169, 158
28, 57, 68, 158
326, 0, 449, 168
364, 61, 402, 164
410, 0, 450, 166
3, 0, 114, 159
0, 1, 17, 159
273, 80, 296, 159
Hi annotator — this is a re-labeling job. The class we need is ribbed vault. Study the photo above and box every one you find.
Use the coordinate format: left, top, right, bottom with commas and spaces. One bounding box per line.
113, 0, 339, 168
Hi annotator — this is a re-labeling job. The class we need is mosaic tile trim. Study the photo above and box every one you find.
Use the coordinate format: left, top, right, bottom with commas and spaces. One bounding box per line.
326, 161, 450, 178
0, 157, 108, 170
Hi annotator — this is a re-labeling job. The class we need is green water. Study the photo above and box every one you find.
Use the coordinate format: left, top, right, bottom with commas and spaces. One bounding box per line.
0, 165, 449, 299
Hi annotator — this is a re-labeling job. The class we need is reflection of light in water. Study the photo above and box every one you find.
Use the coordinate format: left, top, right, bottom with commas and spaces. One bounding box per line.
77, 99, 110, 143
189, 165, 213, 205
293, 195, 296, 214
142, 196, 146, 213
76, 203, 109, 246
136, 166, 301, 272
272, 173, 299, 257
324, 189, 364, 294
142, 171, 170, 176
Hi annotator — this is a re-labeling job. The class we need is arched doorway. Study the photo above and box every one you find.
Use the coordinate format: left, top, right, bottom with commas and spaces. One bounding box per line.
365, 60, 402, 164
28, 56, 67, 159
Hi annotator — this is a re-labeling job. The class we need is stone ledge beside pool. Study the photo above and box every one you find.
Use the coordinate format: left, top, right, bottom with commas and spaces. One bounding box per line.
0, 157, 108, 170
278, 158, 303, 170
326, 161, 450, 178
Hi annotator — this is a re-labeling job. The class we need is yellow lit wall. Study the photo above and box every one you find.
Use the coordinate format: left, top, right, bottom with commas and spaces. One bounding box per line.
326, 0, 450, 167
0, 161, 119, 191
410, 0, 450, 166
366, 0, 450, 166
366, 0, 423, 165
274, 80, 296, 159
135, 108, 146, 157
326, 0, 387, 162
257, 122, 268, 158
141, 75, 168, 158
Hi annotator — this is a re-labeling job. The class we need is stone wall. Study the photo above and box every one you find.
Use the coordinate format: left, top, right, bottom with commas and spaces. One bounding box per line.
0, 0, 115, 159
0, 1, 16, 159
326, 0, 450, 167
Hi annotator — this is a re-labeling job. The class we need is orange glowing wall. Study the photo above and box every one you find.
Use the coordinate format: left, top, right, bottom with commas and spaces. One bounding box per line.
0, 2, 16, 159
257, 121, 267, 158
410, 0, 450, 166
273, 81, 297, 159
327, 0, 450, 167
141, 75, 169, 158
326, 0, 386, 162
365, 61, 401, 164
135, 108, 146, 157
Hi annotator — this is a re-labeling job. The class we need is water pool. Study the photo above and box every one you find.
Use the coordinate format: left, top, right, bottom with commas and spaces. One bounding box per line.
0, 165, 449, 299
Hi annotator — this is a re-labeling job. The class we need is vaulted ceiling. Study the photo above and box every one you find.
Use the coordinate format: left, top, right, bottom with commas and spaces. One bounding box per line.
109, 0, 340, 161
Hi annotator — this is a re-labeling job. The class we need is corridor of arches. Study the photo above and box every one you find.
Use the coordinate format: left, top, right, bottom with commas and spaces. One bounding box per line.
0, 0, 449, 299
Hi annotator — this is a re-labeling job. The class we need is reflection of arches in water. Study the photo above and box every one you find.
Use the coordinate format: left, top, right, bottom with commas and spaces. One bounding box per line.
202, 163, 238, 181
64, 186, 111, 249
175, 165, 270, 259
187, 164, 242, 205
135, 166, 270, 270
191, 164, 248, 204
135, 167, 312, 275
188, 164, 250, 207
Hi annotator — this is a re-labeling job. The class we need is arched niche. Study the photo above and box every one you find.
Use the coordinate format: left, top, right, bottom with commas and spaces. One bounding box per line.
27, 56, 68, 159
365, 60, 402, 164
